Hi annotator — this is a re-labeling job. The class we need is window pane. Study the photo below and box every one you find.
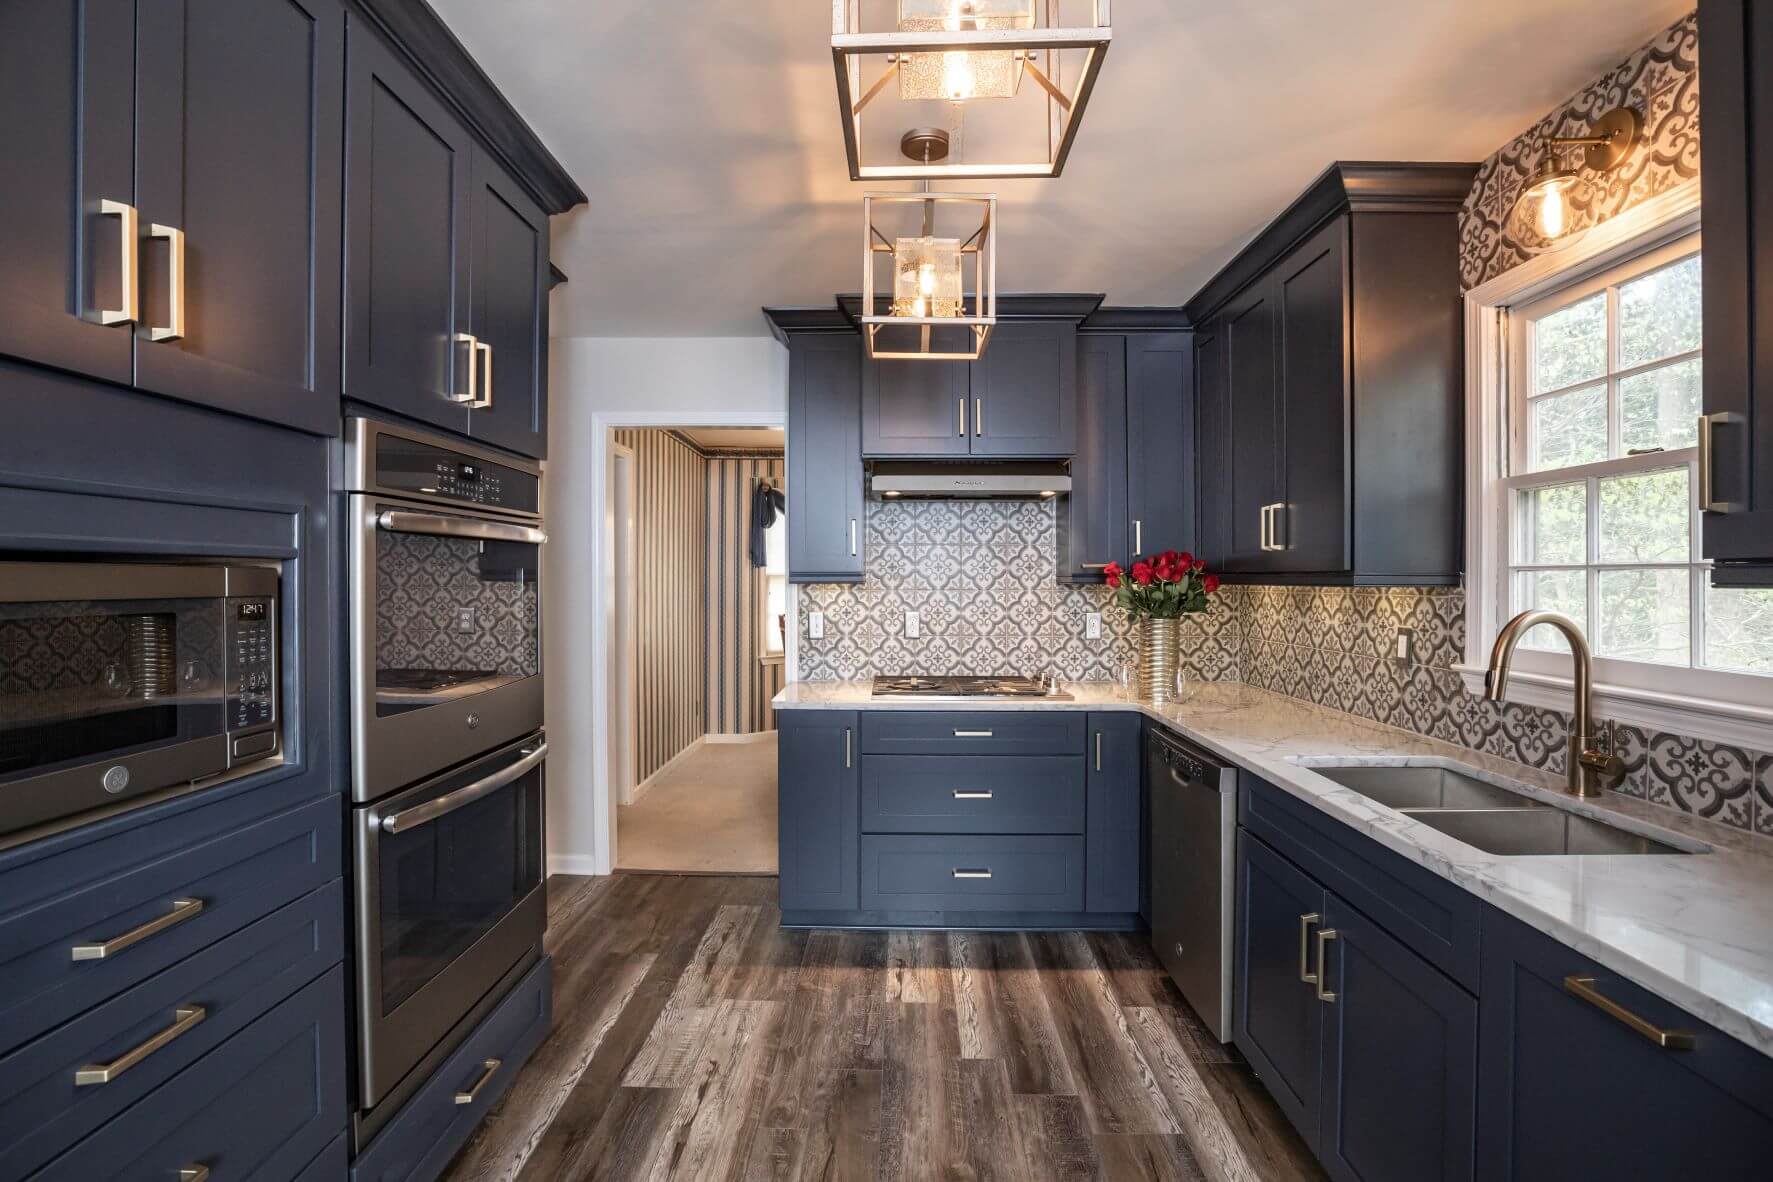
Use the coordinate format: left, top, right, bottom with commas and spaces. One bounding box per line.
1704, 584, 1773, 675
1597, 568, 1690, 665
1518, 482, 1586, 565
1620, 358, 1702, 453
1529, 384, 1607, 471
1532, 292, 1607, 392
1513, 569, 1586, 653
1597, 468, 1689, 564
1619, 253, 1702, 369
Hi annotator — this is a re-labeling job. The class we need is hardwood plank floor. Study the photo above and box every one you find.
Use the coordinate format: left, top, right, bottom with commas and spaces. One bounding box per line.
440, 873, 1325, 1182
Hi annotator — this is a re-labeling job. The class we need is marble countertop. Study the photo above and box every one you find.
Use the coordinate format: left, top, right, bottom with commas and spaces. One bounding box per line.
773, 679, 1773, 1056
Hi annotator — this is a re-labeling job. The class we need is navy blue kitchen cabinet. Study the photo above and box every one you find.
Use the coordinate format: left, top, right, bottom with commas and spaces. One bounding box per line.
466, 149, 551, 458
863, 357, 972, 457
1085, 713, 1143, 913
1058, 333, 1129, 581
0, 0, 344, 437
1477, 907, 1773, 1179
968, 321, 1077, 458
1698, 0, 1773, 583
786, 332, 867, 582
1189, 164, 1472, 584
777, 711, 861, 913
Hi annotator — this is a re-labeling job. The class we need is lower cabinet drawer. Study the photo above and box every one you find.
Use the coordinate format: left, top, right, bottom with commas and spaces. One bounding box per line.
1, 880, 344, 1180
862, 756, 1086, 834
30, 965, 347, 1182
860, 835, 1085, 912
0, 793, 343, 1054
352, 956, 552, 1182
860, 711, 1086, 756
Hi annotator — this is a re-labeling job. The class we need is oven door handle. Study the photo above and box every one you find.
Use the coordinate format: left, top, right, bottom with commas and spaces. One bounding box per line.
380, 743, 548, 834
376, 510, 546, 546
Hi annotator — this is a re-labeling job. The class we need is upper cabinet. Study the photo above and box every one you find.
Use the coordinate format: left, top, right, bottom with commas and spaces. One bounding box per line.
1190, 163, 1475, 585
786, 331, 866, 583
861, 317, 1081, 459
344, 16, 552, 458
0, 0, 344, 436
1060, 325, 1196, 582
1698, 0, 1773, 584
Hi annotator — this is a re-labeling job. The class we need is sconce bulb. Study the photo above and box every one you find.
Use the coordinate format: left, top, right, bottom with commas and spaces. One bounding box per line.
1537, 188, 1567, 239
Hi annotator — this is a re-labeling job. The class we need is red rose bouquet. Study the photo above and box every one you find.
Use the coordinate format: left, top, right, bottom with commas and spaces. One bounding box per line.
1101, 550, 1219, 620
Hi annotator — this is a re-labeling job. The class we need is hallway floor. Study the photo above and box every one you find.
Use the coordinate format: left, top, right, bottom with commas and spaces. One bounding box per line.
617, 738, 778, 873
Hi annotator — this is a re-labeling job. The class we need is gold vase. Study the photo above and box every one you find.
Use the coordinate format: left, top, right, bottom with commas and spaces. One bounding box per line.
1138, 617, 1182, 704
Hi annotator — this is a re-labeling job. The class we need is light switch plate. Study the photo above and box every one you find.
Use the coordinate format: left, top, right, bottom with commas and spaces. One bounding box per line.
905, 610, 920, 638
1085, 612, 1102, 640
1395, 627, 1414, 663
808, 611, 825, 639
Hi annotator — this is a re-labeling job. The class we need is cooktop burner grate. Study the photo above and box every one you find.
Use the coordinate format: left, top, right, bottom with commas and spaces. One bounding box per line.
870, 674, 1059, 698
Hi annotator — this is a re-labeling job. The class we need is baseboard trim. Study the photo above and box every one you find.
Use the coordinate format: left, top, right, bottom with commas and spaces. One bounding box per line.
548, 854, 606, 877
627, 735, 708, 805
703, 731, 775, 745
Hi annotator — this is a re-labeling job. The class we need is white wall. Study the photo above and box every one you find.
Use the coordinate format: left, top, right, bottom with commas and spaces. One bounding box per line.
543, 335, 789, 874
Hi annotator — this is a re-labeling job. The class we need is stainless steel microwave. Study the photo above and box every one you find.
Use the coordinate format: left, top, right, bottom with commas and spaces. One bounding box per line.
0, 560, 280, 840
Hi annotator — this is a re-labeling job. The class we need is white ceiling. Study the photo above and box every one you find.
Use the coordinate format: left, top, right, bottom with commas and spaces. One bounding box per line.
676, 426, 787, 451
429, 0, 1692, 338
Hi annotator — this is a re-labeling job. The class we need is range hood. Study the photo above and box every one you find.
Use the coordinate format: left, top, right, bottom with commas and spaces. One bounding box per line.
866, 462, 1071, 500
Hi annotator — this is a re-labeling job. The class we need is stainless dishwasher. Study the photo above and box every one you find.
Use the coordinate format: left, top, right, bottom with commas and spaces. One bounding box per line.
1147, 725, 1237, 1042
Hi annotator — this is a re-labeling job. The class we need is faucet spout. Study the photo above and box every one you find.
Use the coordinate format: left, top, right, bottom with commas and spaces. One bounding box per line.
1484, 610, 1623, 798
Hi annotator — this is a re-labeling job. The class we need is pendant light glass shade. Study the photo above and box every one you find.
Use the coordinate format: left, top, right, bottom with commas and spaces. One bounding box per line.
1507, 158, 1598, 253
897, 0, 1033, 102
892, 236, 965, 318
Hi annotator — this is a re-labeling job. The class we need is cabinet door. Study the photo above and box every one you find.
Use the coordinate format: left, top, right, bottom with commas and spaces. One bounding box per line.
862, 358, 970, 456
1273, 219, 1350, 573
1318, 897, 1476, 1182
1127, 331, 1197, 560
344, 20, 471, 436
1223, 281, 1282, 571
133, 0, 343, 435
1233, 831, 1326, 1146
1698, 0, 1773, 579
1194, 320, 1232, 568
467, 150, 549, 458
1085, 713, 1142, 913
969, 321, 1077, 457
777, 712, 860, 913
1477, 908, 1773, 1179
1058, 335, 1128, 581
0, 0, 135, 386
788, 335, 865, 582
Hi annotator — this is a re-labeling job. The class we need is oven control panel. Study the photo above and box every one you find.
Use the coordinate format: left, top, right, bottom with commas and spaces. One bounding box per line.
227, 597, 277, 739
374, 433, 540, 514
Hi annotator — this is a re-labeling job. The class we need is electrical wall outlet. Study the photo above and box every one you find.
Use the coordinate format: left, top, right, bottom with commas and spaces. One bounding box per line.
904, 610, 920, 638
1394, 627, 1414, 663
455, 606, 477, 634
1085, 612, 1102, 640
808, 611, 825, 639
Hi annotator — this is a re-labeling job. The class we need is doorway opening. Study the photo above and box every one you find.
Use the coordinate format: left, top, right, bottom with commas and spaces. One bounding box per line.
607, 425, 786, 873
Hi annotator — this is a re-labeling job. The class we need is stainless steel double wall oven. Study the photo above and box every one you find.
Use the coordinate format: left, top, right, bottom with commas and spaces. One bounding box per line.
344, 418, 547, 1126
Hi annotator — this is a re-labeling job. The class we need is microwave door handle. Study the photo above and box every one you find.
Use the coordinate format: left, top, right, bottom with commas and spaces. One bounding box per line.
380, 743, 549, 835
375, 510, 546, 546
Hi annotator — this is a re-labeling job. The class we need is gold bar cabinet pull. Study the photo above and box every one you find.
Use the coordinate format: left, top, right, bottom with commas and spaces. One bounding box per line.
72, 898, 204, 961
472, 340, 494, 409
1563, 975, 1695, 1049
952, 729, 993, 738
455, 1058, 502, 1105
75, 1005, 206, 1085
147, 223, 186, 341
1314, 929, 1338, 1002
451, 332, 479, 403
97, 199, 139, 325
180, 1167, 211, 1182
1297, 912, 1320, 984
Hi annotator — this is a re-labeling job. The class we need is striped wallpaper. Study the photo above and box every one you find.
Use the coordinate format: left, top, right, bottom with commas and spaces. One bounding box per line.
705, 456, 786, 735
613, 429, 707, 783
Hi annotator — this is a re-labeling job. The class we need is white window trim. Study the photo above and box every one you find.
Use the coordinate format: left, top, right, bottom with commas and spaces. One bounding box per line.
1459, 179, 1773, 752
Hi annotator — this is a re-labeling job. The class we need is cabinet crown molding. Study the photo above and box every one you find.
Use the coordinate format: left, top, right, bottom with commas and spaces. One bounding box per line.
1185, 160, 1479, 324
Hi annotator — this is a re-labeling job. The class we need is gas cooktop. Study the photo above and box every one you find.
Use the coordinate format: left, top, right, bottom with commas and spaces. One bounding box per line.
870, 675, 1069, 701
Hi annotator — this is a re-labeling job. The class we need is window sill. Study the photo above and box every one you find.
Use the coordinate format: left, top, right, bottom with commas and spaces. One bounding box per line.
1454, 664, 1773, 752
759, 654, 785, 668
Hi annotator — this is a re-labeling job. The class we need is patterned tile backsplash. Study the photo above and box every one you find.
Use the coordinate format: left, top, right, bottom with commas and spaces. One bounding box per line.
797, 498, 1771, 837
376, 532, 539, 676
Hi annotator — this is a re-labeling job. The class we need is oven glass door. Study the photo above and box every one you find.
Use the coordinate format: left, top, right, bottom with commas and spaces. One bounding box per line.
375, 744, 544, 1016
372, 514, 540, 719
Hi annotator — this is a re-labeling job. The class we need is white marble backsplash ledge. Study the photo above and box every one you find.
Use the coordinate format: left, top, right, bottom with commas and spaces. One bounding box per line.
772, 679, 1773, 1058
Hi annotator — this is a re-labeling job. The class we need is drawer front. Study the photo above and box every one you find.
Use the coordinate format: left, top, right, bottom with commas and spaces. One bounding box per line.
0, 794, 341, 1054
861, 710, 1086, 756
1240, 775, 1481, 990
2, 880, 343, 1179
32, 965, 347, 1182
352, 956, 552, 1182
860, 835, 1085, 912
862, 755, 1085, 834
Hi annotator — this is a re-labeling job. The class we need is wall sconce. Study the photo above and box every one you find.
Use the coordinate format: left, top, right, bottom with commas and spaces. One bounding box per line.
1507, 106, 1642, 251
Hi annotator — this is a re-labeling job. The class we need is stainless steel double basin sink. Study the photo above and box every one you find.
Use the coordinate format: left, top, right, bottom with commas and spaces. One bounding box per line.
1308, 764, 1700, 857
